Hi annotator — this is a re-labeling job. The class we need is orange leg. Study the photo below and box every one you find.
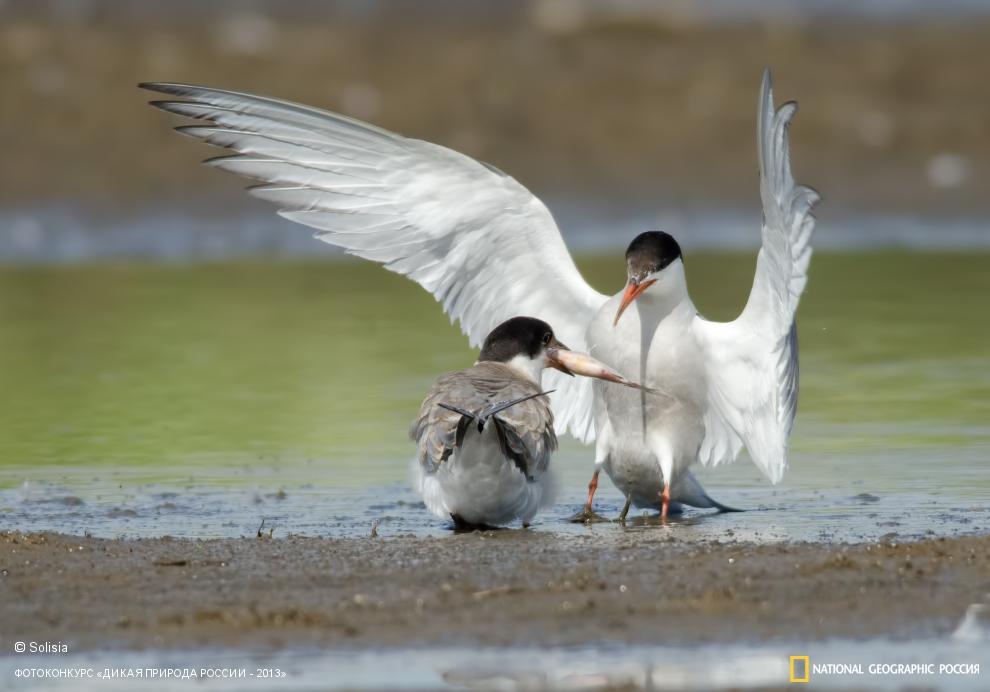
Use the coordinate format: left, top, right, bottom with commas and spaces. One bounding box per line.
660, 481, 671, 519
584, 469, 600, 513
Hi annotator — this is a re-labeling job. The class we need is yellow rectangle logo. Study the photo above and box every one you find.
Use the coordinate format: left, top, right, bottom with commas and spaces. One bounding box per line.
790, 655, 810, 683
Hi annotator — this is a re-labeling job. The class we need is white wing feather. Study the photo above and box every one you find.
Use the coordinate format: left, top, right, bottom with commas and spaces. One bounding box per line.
141, 83, 607, 441
693, 70, 819, 483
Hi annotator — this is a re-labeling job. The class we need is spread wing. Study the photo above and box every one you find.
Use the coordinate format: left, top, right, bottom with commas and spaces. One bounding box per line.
141, 83, 607, 442
410, 363, 556, 478
693, 69, 819, 483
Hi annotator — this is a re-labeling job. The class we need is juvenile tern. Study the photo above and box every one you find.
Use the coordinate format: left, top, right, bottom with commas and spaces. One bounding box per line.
141, 69, 817, 519
411, 316, 644, 528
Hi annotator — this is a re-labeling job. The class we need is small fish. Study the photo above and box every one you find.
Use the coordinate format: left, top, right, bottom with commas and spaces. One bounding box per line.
546, 348, 662, 394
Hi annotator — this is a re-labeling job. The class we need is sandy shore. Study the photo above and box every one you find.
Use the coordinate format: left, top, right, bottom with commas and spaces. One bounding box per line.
1, 531, 987, 652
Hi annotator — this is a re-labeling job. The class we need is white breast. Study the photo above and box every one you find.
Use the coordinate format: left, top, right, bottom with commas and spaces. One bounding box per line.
585, 289, 708, 493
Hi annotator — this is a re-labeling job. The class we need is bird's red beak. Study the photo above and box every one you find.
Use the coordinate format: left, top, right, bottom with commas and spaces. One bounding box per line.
613, 279, 656, 326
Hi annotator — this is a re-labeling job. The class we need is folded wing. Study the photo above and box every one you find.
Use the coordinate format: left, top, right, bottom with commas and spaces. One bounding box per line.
141, 83, 607, 441
693, 70, 819, 483
410, 363, 557, 479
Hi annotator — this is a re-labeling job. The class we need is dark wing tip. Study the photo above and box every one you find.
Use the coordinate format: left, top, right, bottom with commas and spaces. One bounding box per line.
174, 124, 211, 136
202, 154, 231, 166
138, 82, 191, 96
138, 82, 171, 93
146, 100, 190, 116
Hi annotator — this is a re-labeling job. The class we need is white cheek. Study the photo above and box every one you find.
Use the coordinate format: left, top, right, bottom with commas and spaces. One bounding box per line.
505, 354, 544, 384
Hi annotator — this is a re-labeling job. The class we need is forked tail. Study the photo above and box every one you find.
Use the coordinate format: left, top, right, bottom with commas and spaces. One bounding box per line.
436, 390, 555, 481
436, 389, 555, 441
672, 470, 744, 513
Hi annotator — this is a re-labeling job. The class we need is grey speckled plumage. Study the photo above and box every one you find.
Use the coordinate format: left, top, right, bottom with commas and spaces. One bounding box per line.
410, 362, 557, 480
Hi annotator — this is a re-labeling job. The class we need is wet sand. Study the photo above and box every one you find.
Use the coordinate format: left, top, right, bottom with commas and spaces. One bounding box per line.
2, 530, 987, 652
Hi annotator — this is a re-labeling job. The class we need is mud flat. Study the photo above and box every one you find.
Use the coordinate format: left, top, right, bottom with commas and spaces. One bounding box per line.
1, 530, 987, 651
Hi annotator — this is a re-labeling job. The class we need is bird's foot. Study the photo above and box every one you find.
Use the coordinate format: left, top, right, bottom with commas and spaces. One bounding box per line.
567, 506, 610, 524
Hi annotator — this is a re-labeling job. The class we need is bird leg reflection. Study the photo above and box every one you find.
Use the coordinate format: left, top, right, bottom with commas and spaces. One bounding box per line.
617, 497, 632, 523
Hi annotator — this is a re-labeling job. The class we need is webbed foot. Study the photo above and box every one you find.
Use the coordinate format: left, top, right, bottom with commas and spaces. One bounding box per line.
568, 506, 610, 524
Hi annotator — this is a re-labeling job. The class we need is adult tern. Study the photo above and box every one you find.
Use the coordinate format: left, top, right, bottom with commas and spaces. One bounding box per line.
411, 316, 647, 528
141, 68, 817, 519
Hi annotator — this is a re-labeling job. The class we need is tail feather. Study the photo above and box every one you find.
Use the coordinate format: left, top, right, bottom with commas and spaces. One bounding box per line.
482, 389, 555, 419
436, 401, 475, 419
436, 389, 555, 440
671, 470, 743, 513
436, 390, 554, 482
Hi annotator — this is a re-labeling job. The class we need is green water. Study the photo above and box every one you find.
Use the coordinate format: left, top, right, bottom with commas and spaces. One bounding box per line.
1, 252, 988, 488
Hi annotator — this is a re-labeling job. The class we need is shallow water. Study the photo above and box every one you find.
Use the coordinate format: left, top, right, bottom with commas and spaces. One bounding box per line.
4, 207, 990, 264
1, 253, 988, 542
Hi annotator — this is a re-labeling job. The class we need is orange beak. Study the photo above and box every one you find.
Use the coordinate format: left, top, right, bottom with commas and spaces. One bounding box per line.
613, 279, 656, 326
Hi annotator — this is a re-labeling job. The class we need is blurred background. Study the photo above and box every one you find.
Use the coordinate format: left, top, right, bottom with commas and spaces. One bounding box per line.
0, 1, 987, 539
1, 0, 989, 260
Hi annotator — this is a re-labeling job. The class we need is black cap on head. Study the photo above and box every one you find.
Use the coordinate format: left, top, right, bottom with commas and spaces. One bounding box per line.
625, 231, 682, 282
479, 316, 556, 363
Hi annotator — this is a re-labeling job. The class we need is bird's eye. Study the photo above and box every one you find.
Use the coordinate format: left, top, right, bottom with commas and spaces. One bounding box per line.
542, 332, 552, 346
